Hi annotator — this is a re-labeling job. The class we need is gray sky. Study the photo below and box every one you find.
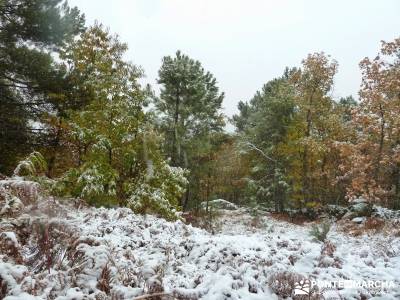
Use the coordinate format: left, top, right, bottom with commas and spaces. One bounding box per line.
69, 0, 400, 126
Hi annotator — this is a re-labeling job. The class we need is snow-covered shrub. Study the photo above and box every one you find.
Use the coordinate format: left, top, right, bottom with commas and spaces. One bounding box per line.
2, 151, 54, 205
317, 240, 342, 269
13, 151, 47, 177
268, 271, 304, 299
0, 179, 40, 205
320, 240, 336, 257
23, 219, 83, 275
0, 189, 23, 217
0, 277, 7, 299
309, 222, 331, 242
78, 164, 118, 198
54, 163, 119, 207
127, 161, 188, 220
0, 232, 23, 264
52, 168, 81, 197
97, 264, 113, 295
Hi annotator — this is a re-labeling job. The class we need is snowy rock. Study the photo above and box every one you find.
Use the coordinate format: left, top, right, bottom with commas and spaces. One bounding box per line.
200, 199, 238, 210
343, 199, 373, 219
351, 202, 372, 215
372, 205, 400, 220
352, 197, 368, 204
325, 205, 348, 218
351, 217, 366, 224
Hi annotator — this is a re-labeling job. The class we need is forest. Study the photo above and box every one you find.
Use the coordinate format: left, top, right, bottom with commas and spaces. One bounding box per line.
1, 0, 400, 217
0, 1, 400, 299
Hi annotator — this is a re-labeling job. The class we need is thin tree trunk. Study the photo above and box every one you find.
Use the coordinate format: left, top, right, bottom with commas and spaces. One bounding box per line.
46, 118, 62, 177
302, 90, 315, 205
374, 104, 385, 181
172, 91, 180, 165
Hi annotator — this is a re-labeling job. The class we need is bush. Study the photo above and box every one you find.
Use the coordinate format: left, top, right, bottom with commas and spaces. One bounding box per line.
364, 217, 385, 231
127, 161, 188, 220
13, 151, 47, 177
309, 222, 331, 242
53, 163, 119, 207
268, 271, 304, 298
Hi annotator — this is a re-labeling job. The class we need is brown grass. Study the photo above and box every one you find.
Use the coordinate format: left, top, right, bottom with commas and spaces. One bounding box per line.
364, 217, 385, 231
269, 212, 309, 225
268, 271, 304, 298
97, 263, 113, 295
0, 276, 8, 299
338, 217, 388, 237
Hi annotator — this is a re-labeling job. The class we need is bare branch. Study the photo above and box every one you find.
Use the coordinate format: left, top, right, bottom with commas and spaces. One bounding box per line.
241, 141, 277, 163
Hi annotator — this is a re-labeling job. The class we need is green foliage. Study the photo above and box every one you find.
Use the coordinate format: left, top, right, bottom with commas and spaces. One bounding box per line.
49, 25, 188, 217
0, 0, 85, 175
309, 222, 331, 242
54, 163, 121, 207
234, 55, 352, 211
14, 151, 47, 177
127, 161, 188, 220
234, 73, 295, 212
338, 96, 357, 122
155, 50, 225, 209
3, 0, 399, 219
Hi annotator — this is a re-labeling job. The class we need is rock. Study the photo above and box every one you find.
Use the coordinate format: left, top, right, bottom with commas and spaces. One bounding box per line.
352, 217, 366, 224
352, 198, 368, 204
201, 199, 238, 211
343, 199, 373, 219
372, 205, 400, 220
303, 207, 320, 220
350, 202, 373, 217
325, 205, 348, 219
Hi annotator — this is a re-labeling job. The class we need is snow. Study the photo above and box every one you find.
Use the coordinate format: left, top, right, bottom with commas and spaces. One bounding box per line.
0, 200, 399, 299
0, 179, 40, 205
200, 199, 239, 210
352, 217, 366, 224
0, 232, 19, 246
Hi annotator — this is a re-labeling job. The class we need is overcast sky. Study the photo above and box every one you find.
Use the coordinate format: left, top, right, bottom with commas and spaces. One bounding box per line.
69, 0, 400, 126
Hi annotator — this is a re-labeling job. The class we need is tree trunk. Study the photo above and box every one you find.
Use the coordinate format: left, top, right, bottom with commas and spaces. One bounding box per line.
172, 92, 180, 166
374, 104, 385, 181
302, 90, 314, 205
182, 186, 190, 211
46, 119, 62, 177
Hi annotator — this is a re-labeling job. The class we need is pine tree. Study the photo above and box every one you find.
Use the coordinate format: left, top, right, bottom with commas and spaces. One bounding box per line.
155, 51, 225, 209
233, 72, 295, 211
0, 0, 85, 174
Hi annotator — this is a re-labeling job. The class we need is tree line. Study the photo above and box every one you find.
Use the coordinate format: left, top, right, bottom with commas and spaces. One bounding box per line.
1, 0, 399, 219
233, 43, 400, 211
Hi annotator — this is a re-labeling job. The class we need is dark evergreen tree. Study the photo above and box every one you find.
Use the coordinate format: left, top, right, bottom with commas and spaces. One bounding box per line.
234, 74, 295, 212
0, 0, 85, 174
155, 51, 225, 209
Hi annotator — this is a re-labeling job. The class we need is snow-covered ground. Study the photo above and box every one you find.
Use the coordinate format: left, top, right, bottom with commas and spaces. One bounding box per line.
1, 198, 400, 299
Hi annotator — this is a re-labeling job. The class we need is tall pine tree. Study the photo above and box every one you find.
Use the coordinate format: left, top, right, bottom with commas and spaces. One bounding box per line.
155, 51, 225, 209
0, 0, 85, 174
